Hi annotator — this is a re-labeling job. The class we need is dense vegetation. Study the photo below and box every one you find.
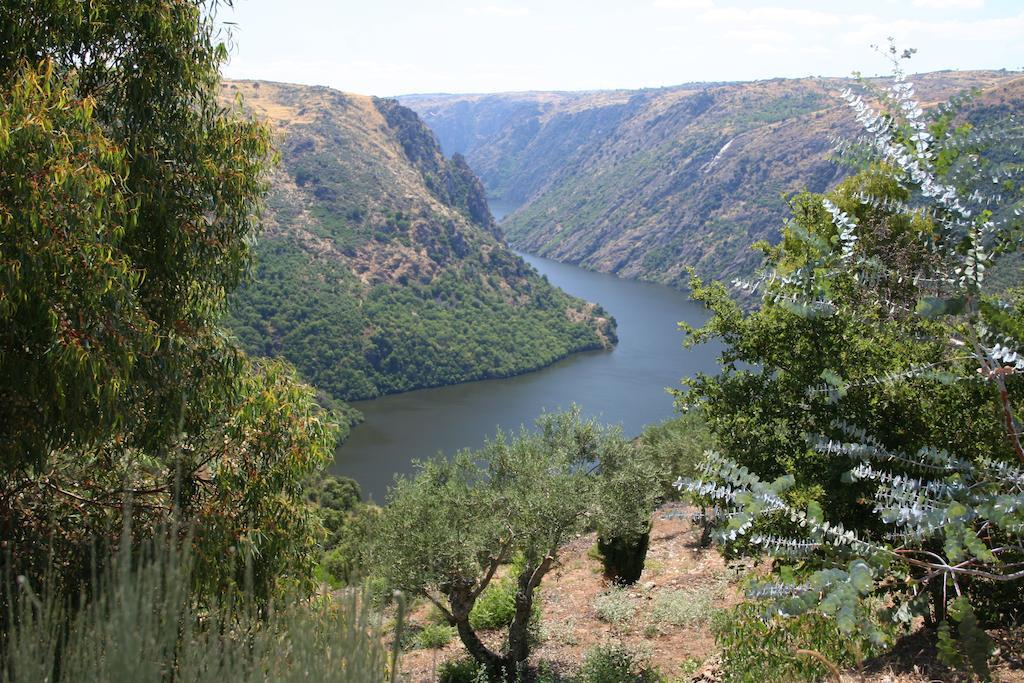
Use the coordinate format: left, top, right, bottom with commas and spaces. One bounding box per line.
0, 0, 344, 606
404, 71, 1023, 287
229, 236, 614, 402
0, 1, 395, 679
222, 81, 614, 407
677, 56, 1024, 680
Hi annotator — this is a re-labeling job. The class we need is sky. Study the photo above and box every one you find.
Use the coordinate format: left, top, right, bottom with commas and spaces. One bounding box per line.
218, 0, 1024, 96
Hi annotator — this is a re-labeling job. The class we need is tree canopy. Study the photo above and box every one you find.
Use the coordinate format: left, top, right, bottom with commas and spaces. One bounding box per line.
0, 0, 335, 603
678, 52, 1024, 678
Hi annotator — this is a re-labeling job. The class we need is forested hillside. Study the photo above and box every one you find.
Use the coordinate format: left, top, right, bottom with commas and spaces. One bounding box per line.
223, 81, 614, 406
402, 70, 1023, 284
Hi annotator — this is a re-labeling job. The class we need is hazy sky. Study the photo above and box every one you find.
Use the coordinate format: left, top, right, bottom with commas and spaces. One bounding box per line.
219, 0, 1024, 96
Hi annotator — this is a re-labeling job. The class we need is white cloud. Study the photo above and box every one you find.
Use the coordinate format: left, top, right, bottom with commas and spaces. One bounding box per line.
653, 0, 714, 9
912, 0, 985, 9
465, 4, 530, 18
841, 11, 1024, 49
700, 6, 846, 27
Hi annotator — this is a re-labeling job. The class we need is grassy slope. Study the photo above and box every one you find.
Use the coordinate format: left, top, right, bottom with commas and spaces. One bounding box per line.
222, 80, 615, 407
403, 71, 1023, 286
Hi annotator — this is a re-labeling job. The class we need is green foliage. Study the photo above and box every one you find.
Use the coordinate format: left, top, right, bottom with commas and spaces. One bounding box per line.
469, 578, 519, 631
309, 474, 379, 587
370, 409, 657, 675
937, 597, 994, 680
0, 0, 337, 607
592, 588, 637, 626
638, 411, 715, 499
577, 643, 661, 683
228, 243, 611, 403
712, 604, 882, 683
438, 656, 487, 683
412, 623, 458, 650
2, 530, 399, 682
648, 580, 726, 628
678, 54, 1024, 676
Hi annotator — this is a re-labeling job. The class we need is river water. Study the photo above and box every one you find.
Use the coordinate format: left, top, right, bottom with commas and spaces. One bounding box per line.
330, 207, 722, 501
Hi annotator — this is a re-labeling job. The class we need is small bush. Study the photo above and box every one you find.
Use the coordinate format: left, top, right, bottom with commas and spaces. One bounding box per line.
437, 656, 485, 683
468, 571, 542, 633
712, 604, 887, 683
592, 588, 636, 626
413, 622, 457, 649
648, 582, 723, 628
538, 618, 579, 646
469, 578, 517, 630
534, 660, 573, 682
578, 644, 661, 683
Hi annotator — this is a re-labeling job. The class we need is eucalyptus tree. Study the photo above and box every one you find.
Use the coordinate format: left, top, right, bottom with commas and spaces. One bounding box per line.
370, 410, 659, 681
0, 0, 335, 603
678, 49, 1024, 677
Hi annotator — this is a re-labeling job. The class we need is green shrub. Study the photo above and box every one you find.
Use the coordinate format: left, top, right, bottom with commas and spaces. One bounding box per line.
413, 622, 457, 649
712, 604, 886, 683
648, 579, 726, 628
469, 578, 518, 630
592, 588, 636, 626
437, 656, 486, 683
578, 644, 661, 683
467, 574, 544, 637
638, 410, 714, 499
321, 507, 377, 585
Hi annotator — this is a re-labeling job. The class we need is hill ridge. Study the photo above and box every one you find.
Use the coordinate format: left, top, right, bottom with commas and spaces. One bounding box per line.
401, 69, 1023, 285
221, 80, 615, 411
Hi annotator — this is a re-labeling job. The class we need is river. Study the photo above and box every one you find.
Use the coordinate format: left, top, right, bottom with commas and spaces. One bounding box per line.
330, 207, 722, 501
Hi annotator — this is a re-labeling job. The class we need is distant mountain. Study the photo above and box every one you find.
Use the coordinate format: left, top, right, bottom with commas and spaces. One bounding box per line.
401, 71, 1024, 286
222, 80, 614, 409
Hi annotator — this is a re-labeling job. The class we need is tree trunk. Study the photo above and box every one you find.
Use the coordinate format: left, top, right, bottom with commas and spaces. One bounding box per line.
699, 506, 714, 548
503, 571, 535, 679
454, 618, 503, 675
501, 559, 552, 682
449, 589, 503, 676
929, 576, 947, 626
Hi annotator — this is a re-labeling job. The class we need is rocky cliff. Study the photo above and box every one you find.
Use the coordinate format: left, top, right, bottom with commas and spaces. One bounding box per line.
403, 70, 1023, 285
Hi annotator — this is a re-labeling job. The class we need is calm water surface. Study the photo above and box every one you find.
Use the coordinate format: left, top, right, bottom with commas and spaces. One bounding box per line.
331, 206, 722, 501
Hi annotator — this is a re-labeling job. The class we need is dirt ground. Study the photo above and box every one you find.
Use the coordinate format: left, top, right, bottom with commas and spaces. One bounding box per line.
392, 503, 1024, 682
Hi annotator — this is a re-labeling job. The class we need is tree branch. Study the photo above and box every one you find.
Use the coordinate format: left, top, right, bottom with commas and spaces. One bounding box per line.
424, 593, 455, 625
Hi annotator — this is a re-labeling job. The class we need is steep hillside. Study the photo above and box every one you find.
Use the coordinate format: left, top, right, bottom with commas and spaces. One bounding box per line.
402, 70, 1022, 285
223, 81, 614, 405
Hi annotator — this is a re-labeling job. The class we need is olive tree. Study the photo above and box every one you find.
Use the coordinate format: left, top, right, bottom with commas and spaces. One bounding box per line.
370, 410, 659, 680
